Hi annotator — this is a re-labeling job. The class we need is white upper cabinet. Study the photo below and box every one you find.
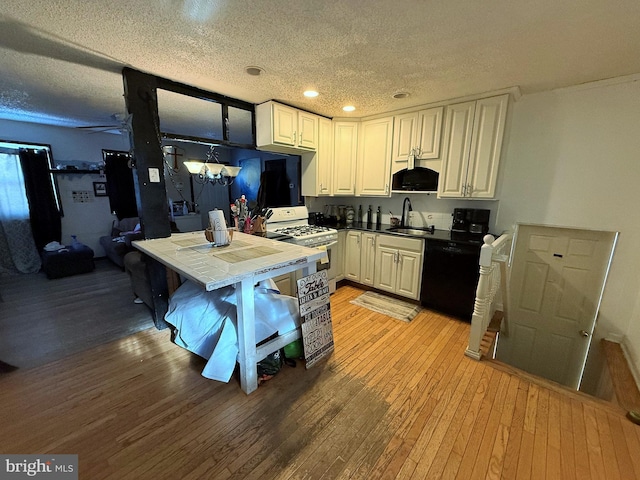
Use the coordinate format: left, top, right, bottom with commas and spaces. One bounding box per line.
438, 94, 508, 199
301, 116, 333, 197
316, 117, 333, 195
392, 107, 443, 166
356, 116, 394, 197
297, 110, 319, 150
332, 121, 358, 196
256, 101, 318, 153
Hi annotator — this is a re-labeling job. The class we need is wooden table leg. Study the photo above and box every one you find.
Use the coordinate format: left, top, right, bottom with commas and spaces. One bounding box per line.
236, 279, 257, 394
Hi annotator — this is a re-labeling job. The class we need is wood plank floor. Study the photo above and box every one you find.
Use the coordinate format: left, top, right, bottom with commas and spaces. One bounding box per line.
0, 258, 155, 369
1, 284, 638, 479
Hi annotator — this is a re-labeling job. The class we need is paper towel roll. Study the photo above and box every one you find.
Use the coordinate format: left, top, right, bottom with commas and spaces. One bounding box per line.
208, 209, 227, 231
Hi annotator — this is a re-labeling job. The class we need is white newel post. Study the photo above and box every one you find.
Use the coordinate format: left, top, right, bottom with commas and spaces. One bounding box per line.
465, 235, 496, 360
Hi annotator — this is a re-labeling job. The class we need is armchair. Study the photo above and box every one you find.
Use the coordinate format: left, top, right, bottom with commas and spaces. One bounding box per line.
99, 217, 143, 269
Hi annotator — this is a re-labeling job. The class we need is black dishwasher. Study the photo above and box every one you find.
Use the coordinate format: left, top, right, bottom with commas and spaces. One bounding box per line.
420, 239, 481, 321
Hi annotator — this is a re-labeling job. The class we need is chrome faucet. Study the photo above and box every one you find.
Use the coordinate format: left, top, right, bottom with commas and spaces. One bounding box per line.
401, 197, 412, 227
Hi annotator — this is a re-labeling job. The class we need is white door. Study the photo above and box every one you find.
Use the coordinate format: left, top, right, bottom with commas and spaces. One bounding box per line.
297, 111, 318, 150
416, 107, 443, 160
344, 231, 361, 281
332, 122, 358, 195
272, 103, 297, 146
496, 224, 617, 389
466, 95, 508, 198
396, 250, 422, 300
356, 117, 393, 197
438, 101, 475, 198
374, 245, 397, 293
392, 112, 419, 163
360, 233, 377, 286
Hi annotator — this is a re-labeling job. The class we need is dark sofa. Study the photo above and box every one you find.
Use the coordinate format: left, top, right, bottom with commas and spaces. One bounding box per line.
99, 217, 143, 269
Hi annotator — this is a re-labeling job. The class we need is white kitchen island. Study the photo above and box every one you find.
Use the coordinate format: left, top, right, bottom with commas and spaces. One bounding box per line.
133, 230, 325, 394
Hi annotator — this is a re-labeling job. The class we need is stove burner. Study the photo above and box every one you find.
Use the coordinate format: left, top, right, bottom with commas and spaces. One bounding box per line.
273, 225, 332, 237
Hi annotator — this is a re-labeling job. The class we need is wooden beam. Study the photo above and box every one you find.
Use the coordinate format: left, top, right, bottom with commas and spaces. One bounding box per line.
122, 67, 171, 329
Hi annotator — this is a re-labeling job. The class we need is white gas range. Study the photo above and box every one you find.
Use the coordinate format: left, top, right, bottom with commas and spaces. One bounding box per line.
267, 206, 338, 248
266, 206, 339, 293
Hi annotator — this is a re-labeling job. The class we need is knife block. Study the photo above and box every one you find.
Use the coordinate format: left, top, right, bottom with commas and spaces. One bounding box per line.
251, 216, 266, 234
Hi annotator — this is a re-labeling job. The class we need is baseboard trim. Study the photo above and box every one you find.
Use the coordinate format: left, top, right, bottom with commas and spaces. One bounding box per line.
620, 337, 640, 394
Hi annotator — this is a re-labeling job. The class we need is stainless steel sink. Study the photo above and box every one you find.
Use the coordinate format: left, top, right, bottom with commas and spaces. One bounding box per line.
386, 226, 435, 236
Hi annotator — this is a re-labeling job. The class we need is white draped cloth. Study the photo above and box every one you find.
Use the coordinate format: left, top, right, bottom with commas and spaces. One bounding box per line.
165, 279, 301, 382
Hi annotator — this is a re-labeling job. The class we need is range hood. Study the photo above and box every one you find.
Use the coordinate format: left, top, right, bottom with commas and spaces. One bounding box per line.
391, 166, 439, 192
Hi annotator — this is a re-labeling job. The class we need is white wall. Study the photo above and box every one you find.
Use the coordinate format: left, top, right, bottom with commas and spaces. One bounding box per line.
1, 118, 130, 254
495, 77, 640, 383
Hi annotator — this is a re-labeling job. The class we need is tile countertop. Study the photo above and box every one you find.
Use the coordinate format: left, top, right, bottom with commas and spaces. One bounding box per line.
132, 230, 326, 291
335, 223, 487, 246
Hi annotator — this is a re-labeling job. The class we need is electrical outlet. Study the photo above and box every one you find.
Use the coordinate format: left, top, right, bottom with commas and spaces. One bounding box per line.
408, 211, 417, 226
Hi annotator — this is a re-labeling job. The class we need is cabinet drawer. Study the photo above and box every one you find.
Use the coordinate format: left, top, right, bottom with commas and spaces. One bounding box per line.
377, 234, 424, 253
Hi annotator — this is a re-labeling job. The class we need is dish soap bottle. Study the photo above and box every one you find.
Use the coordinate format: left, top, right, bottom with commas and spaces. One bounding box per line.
376, 206, 382, 229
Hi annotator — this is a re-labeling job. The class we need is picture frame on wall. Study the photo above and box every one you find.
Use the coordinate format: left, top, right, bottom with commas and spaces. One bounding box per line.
93, 181, 107, 197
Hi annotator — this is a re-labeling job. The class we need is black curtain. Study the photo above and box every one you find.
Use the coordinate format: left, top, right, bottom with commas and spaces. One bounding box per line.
104, 151, 138, 220
18, 148, 61, 251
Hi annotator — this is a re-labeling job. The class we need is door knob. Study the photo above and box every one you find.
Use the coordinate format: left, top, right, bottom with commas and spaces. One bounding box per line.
579, 330, 590, 337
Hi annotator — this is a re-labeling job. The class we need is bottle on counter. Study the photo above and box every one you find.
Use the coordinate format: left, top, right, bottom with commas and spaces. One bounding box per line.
357, 205, 363, 224
376, 206, 382, 229
366, 205, 373, 228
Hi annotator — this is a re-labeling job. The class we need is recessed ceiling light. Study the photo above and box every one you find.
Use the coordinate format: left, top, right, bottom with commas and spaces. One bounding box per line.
304, 90, 319, 98
392, 91, 410, 99
342, 105, 356, 112
245, 66, 264, 76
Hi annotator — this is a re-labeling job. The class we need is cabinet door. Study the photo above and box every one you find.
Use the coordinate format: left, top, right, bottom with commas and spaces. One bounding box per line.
298, 111, 318, 150
438, 101, 476, 198
317, 117, 333, 195
392, 112, 419, 163
344, 231, 361, 281
357, 117, 393, 197
333, 122, 358, 195
360, 232, 377, 286
416, 107, 443, 160
374, 245, 397, 293
272, 103, 297, 146
335, 230, 346, 281
396, 250, 422, 299
466, 95, 508, 198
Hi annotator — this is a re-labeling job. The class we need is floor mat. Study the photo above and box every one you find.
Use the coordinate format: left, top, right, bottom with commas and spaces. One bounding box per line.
350, 291, 421, 322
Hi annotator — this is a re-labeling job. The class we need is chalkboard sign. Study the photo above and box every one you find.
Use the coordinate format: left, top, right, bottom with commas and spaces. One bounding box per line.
297, 270, 334, 368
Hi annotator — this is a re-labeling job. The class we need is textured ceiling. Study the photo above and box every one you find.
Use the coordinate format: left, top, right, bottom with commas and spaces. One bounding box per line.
1, 0, 640, 131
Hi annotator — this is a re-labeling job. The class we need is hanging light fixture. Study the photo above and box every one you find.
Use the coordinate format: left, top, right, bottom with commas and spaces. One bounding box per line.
183, 144, 241, 186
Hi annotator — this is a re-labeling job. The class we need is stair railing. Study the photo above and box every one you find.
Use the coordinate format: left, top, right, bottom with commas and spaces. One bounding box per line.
465, 231, 513, 360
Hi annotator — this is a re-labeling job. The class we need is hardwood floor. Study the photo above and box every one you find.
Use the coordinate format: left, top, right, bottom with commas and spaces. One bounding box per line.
0, 258, 155, 369
1, 284, 638, 479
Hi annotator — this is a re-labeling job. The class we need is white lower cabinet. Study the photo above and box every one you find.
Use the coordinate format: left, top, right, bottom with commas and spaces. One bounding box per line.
344, 230, 362, 282
343, 230, 376, 285
373, 235, 424, 300
360, 233, 376, 286
342, 231, 423, 300
333, 230, 346, 281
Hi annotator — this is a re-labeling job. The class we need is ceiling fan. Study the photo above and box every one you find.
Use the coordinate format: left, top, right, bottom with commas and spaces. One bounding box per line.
76, 112, 132, 134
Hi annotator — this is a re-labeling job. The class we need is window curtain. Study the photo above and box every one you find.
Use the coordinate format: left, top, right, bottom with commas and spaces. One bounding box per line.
0, 152, 41, 273
104, 151, 138, 220
19, 148, 61, 252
